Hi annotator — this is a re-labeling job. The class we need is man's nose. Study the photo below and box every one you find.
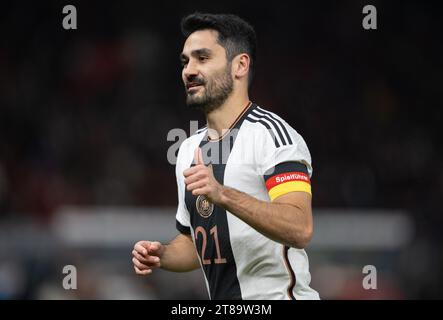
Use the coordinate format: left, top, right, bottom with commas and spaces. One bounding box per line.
183, 60, 198, 79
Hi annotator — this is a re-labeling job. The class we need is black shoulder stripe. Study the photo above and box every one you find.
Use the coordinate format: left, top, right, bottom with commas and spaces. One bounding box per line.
245, 116, 280, 148
251, 110, 287, 146
256, 107, 293, 145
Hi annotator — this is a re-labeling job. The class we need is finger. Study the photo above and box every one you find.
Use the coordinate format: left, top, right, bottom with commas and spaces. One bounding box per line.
147, 255, 161, 265
133, 254, 161, 267
184, 170, 207, 185
133, 256, 160, 269
134, 265, 152, 275
133, 263, 149, 274
186, 179, 208, 192
184, 164, 208, 178
132, 250, 152, 264
132, 257, 151, 270
192, 187, 207, 196
183, 165, 199, 177
134, 243, 148, 256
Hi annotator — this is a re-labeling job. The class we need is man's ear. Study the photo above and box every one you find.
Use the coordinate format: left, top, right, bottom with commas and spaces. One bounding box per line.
232, 53, 250, 80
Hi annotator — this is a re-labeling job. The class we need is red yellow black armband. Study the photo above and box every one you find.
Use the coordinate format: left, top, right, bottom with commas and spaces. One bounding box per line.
264, 162, 312, 200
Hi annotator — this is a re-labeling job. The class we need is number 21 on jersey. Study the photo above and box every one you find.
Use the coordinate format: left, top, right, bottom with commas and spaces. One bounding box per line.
194, 225, 227, 265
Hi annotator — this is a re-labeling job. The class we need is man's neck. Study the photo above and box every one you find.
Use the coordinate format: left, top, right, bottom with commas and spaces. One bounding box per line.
206, 91, 250, 140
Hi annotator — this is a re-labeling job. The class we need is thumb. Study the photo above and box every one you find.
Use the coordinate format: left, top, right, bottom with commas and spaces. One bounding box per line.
149, 241, 163, 255
194, 147, 204, 165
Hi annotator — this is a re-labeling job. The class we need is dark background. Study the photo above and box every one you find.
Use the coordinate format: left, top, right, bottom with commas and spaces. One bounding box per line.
0, 0, 442, 299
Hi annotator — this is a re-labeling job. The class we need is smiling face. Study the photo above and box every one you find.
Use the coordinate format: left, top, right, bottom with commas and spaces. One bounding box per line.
180, 29, 234, 113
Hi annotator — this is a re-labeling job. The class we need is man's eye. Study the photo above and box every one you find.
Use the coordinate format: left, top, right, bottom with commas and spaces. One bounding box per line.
199, 56, 208, 62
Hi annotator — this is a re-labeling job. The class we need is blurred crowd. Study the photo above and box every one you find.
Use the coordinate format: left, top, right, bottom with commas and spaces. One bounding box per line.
0, 1, 442, 298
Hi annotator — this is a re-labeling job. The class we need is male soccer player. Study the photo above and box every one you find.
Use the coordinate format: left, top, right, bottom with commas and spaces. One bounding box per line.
132, 12, 319, 300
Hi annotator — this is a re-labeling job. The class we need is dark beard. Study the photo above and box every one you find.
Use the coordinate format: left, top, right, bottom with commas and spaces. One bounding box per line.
186, 65, 234, 114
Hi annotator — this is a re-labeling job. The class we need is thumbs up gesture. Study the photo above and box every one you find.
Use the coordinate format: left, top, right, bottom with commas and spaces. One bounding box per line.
183, 148, 223, 204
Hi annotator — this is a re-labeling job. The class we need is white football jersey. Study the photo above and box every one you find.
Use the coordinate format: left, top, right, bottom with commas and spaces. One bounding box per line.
175, 102, 320, 300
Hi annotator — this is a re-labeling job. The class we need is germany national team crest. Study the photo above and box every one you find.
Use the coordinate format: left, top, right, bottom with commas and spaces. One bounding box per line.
196, 195, 214, 218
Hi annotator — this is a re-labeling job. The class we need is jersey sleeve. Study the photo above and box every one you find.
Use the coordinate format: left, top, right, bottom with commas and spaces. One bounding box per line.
175, 142, 191, 235
256, 120, 313, 201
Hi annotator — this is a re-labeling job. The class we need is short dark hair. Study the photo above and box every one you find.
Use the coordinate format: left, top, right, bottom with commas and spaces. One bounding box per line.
181, 12, 257, 85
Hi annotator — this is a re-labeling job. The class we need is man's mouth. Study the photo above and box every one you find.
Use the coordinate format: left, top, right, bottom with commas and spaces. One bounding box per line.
186, 82, 204, 92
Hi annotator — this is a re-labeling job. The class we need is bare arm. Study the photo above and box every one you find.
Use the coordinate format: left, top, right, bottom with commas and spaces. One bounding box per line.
132, 233, 200, 275
161, 233, 200, 272
218, 187, 313, 248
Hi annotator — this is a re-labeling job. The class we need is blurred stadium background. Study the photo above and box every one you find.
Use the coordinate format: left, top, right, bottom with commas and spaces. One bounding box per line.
0, 0, 442, 299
